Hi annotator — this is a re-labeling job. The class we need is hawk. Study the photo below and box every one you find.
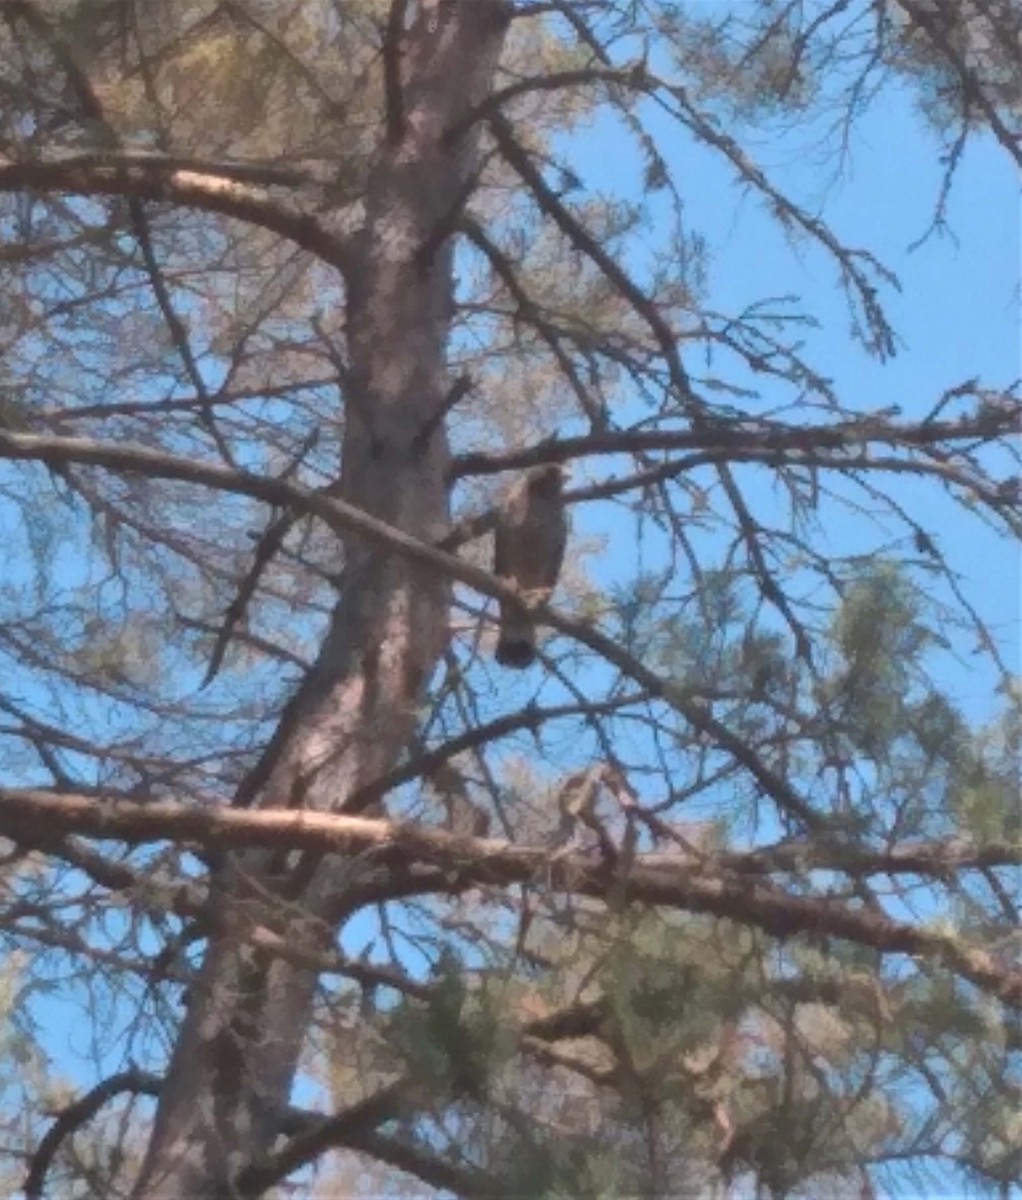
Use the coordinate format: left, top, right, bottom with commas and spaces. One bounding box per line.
493, 463, 567, 668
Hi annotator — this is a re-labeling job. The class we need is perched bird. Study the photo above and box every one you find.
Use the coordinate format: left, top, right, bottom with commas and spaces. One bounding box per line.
493, 463, 567, 668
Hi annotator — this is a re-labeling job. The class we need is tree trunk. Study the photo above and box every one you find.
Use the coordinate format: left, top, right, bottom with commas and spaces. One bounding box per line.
129, 4, 510, 1196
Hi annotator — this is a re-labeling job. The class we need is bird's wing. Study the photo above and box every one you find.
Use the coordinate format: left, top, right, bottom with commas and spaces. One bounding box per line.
494, 478, 529, 579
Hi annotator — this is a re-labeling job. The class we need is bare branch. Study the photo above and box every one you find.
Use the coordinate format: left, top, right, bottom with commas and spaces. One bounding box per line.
24, 1069, 161, 1200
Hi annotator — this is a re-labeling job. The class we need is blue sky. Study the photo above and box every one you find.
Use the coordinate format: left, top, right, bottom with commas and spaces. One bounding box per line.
567, 70, 1019, 727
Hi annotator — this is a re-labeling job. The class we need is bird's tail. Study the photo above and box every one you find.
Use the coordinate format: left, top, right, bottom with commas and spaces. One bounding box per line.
496, 600, 536, 668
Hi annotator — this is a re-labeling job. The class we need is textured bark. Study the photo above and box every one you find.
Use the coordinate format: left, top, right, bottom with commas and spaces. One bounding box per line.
129, 3, 510, 1196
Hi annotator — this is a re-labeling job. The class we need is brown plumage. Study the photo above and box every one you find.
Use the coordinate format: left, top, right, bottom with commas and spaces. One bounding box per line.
493, 463, 567, 668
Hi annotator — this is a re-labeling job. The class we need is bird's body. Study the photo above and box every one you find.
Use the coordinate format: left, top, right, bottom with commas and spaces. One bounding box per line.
493, 463, 567, 668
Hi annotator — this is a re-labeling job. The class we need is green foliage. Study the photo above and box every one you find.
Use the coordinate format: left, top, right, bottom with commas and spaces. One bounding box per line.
389, 951, 517, 1099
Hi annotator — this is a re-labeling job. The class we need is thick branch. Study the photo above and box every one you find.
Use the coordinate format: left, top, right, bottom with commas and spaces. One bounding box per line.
2, 788, 1019, 1008
0, 158, 352, 273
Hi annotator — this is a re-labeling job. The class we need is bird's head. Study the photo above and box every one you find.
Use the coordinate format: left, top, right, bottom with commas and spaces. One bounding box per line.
526, 462, 567, 496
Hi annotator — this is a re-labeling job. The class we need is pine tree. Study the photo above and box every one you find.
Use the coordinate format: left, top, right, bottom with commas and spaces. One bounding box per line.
0, 2, 1018, 1197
